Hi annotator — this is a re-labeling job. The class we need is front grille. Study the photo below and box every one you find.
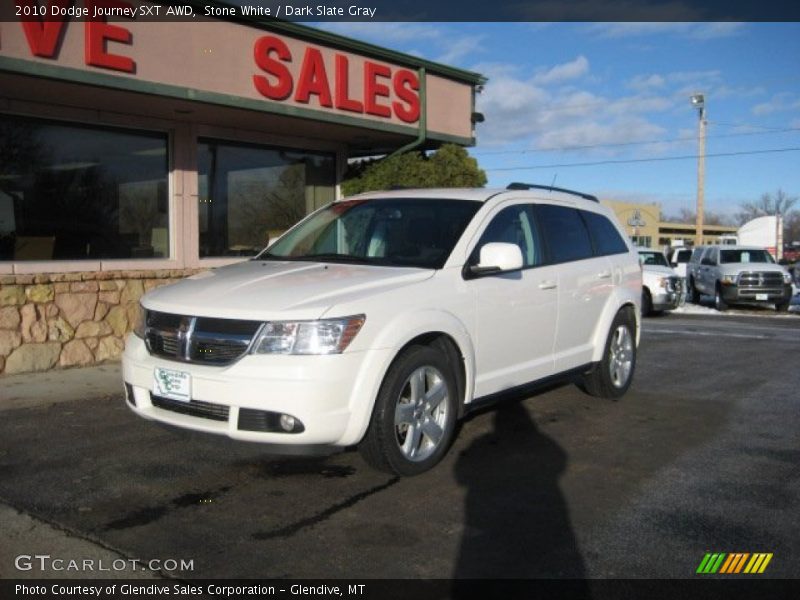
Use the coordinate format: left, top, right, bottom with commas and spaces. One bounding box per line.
144, 311, 262, 366
150, 394, 230, 421
738, 272, 785, 288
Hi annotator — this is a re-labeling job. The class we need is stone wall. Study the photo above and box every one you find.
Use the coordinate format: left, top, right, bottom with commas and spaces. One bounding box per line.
0, 269, 202, 376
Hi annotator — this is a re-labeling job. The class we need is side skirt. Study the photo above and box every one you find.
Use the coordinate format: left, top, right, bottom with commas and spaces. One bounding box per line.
464, 363, 595, 417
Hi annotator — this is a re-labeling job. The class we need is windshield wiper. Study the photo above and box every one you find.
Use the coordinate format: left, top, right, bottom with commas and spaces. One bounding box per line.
300, 253, 375, 264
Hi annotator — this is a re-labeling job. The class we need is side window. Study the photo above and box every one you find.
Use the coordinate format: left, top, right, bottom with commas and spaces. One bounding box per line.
581, 210, 629, 256
470, 204, 541, 268
534, 205, 594, 264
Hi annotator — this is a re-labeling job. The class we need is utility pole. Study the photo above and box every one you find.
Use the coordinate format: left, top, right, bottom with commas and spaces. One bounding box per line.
691, 94, 706, 247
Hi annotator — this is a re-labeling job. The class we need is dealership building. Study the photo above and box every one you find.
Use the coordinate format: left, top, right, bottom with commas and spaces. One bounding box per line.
0, 1, 484, 375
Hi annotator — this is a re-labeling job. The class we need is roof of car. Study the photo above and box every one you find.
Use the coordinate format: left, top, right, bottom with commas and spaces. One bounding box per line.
341, 187, 602, 205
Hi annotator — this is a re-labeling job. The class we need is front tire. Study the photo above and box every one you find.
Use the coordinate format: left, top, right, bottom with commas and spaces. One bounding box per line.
714, 284, 728, 311
642, 288, 653, 317
359, 345, 458, 476
581, 308, 637, 399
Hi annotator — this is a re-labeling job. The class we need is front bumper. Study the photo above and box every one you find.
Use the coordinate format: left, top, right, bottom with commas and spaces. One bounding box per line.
122, 334, 391, 448
651, 289, 682, 311
720, 283, 793, 304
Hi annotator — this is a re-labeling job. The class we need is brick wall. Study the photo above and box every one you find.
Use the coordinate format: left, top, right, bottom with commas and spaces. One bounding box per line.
0, 269, 202, 375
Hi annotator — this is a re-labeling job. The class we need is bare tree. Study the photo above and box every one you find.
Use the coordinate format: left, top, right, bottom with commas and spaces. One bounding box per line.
663, 207, 733, 226
736, 189, 798, 225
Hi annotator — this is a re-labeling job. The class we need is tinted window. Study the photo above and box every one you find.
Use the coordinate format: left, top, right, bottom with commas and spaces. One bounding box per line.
638, 251, 669, 267
720, 249, 775, 264
470, 204, 542, 268
264, 198, 481, 269
581, 210, 629, 256
1, 114, 168, 261
534, 205, 593, 263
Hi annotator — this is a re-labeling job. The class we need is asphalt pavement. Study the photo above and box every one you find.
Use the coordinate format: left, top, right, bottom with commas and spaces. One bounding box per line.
0, 313, 798, 580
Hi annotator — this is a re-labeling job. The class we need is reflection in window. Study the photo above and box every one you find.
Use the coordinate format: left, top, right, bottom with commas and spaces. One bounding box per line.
0, 114, 169, 261
197, 140, 335, 257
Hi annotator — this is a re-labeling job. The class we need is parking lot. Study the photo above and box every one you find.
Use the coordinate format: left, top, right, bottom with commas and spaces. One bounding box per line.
1, 311, 799, 580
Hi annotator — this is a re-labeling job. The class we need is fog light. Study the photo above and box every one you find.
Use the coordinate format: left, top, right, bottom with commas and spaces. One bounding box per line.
279, 414, 296, 432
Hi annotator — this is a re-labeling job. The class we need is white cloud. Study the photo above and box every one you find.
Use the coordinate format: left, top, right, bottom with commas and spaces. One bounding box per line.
475, 63, 674, 153
752, 93, 800, 116
628, 74, 666, 91
435, 35, 487, 65
586, 22, 745, 40
532, 56, 590, 85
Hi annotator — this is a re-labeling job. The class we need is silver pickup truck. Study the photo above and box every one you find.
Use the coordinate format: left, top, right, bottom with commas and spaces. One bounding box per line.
686, 245, 793, 311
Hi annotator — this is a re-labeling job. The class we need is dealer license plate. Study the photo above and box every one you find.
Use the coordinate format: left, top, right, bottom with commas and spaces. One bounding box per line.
154, 367, 191, 402
755, 293, 768, 301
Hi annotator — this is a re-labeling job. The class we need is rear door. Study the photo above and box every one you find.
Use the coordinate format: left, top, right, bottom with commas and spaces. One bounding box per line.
534, 204, 614, 372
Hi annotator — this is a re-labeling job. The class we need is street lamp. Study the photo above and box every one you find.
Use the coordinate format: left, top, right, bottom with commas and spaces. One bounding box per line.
691, 93, 706, 247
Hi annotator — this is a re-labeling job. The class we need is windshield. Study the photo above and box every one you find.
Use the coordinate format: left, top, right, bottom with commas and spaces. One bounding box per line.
259, 198, 482, 269
719, 249, 775, 264
639, 251, 670, 267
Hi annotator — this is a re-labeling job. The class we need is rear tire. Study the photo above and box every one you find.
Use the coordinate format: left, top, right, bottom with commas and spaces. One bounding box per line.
580, 307, 637, 399
714, 284, 728, 311
359, 345, 458, 476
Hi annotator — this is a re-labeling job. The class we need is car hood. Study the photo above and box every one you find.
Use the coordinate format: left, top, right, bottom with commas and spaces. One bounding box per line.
142, 260, 434, 320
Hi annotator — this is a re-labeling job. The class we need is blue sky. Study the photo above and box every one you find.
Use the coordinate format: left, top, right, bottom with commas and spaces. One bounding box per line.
319, 22, 800, 218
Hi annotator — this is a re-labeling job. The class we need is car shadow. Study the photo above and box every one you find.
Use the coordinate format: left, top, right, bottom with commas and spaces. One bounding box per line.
452, 399, 588, 584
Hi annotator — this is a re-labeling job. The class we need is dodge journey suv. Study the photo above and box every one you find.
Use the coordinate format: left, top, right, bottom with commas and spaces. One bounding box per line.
123, 184, 642, 475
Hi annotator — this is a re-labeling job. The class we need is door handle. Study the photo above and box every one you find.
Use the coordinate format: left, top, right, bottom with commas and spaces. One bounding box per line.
597, 271, 612, 279
538, 280, 557, 290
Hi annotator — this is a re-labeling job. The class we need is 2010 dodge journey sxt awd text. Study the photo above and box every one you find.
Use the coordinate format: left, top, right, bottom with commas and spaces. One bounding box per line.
123, 185, 642, 475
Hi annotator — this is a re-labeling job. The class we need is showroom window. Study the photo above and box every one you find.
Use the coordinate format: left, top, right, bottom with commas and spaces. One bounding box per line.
197, 139, 335, 257
0, 114, 169, 261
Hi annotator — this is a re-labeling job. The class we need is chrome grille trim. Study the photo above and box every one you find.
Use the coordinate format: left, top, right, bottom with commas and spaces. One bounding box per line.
738, 271, 785, 288
144, 311, 262, 366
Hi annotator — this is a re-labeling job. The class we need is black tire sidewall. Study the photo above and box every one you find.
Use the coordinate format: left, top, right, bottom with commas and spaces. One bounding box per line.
371, 345, 459, 476
601, 310, 637, 397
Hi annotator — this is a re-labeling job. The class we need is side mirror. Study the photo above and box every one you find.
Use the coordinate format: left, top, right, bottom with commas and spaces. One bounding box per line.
670, 262, 678, 267
468, 242, 524, 277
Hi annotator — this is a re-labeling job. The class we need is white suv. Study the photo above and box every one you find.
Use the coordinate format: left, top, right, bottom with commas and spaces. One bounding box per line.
123, 185, 641, 475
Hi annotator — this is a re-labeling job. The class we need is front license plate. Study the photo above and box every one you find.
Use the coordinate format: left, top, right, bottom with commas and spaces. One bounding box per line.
154, 367, 191, 402
755, 293, 768, 301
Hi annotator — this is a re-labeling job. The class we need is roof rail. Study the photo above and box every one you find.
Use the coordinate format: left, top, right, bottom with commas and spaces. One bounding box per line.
506, 182, 599, 203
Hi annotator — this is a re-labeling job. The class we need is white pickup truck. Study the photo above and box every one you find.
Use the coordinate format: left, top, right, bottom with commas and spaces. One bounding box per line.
686, 245, 793, 311
638, 249, 682, 315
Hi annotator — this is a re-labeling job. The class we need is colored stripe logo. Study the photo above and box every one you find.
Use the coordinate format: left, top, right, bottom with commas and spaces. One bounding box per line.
697, 553, 773, 574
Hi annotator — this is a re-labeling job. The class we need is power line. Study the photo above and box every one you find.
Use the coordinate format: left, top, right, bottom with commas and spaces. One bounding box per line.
472, 126, 800, 156
485, 147, 800, 172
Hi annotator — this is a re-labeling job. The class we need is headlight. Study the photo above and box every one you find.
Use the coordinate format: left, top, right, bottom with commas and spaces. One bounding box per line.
132, 303, 146, 339
655, 276, 667, 288
251, 315, 365, 355
783, 272, 792, 284
721, 274, 738, 285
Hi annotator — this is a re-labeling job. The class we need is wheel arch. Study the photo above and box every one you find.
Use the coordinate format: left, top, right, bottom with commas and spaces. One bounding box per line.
590, 294, 640, 363
338, 311, 475, 446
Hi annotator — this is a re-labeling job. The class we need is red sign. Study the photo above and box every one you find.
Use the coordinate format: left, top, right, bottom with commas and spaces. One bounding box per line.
253, 35, 420, 123
12, 4, 421, 124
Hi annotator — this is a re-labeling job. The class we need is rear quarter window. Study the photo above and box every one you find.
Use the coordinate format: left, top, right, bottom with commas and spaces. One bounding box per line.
581, 210, 629, 256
